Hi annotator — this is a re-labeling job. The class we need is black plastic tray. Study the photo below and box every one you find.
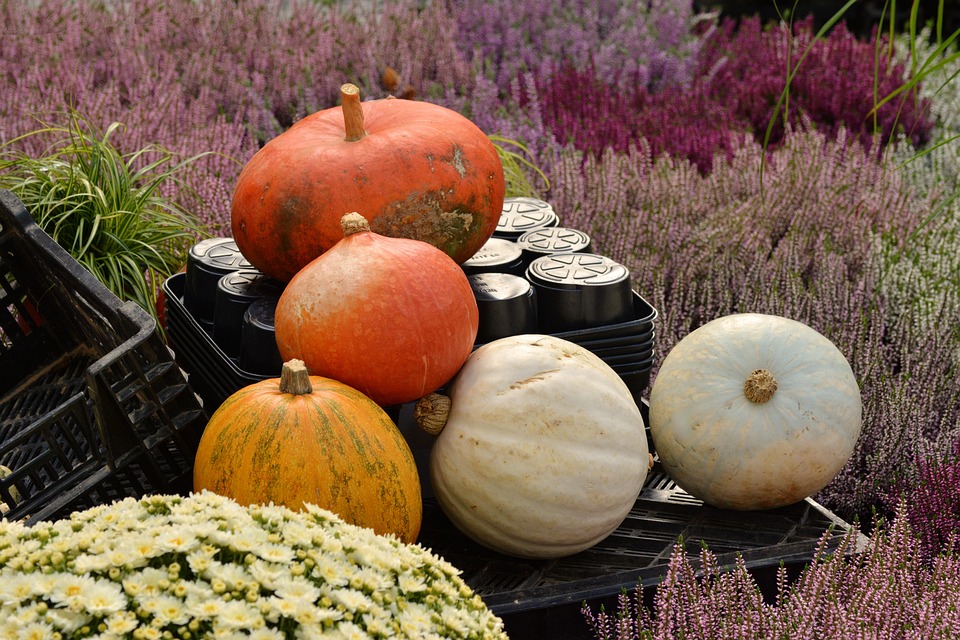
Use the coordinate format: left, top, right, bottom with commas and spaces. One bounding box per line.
0, 190, 207, 522
390, 400, 857, 638
163, 272, 272, 412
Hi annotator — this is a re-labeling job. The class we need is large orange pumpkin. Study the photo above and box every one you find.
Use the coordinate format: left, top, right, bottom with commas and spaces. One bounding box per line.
193, 359, 422, 543
231, 83, 505, 282
274, 212, 479, 407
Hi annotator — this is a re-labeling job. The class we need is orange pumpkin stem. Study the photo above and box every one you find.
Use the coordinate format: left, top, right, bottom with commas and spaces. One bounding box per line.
414, 393, 452, 436
340, 212, 371, 236
340, 83, 366, 142
279, 359, 313, 395
744, 368, 777, 404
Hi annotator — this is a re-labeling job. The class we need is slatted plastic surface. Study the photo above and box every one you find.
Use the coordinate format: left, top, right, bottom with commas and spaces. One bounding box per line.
417, 467, 852, 614
0, 189, 207, 523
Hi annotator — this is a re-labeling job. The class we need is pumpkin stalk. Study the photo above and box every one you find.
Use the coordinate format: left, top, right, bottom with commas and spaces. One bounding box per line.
279, 359, 313, 395
341, 212, 371, 236
415, 393, 452, 436
743, 368, 777, 404
340, 83, 366, 142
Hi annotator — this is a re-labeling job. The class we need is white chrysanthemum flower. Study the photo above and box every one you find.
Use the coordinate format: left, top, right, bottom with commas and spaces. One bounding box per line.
361, 611, 396, 637
312, 554, 350, 587
274, 576, 321, 603
328, 587, 375, 614
261, 594, 299, 621
254, 542, 296, 564
247, 628, 287, 640
210, 599, 264, 631
154, 527, 201, 554
186, 549, 219, 575
398, 573, 428, 596
294, 601, 343, 627
103, 610, 139, 634
278, 520, 314, 547
248, 559, 288, 590
122, 567, 169, 597
11, 620, 56, 640
48, 574, 100, 609
0, 572, 41, 604
43, 607, 91, 633
138, 593, 191, 626
79, 580, 127, 616
185, 593, 225, 620
205, 560, 252, 591
396, 602, 435, 637
350, 567, 395, 594
223, 527, 270, 553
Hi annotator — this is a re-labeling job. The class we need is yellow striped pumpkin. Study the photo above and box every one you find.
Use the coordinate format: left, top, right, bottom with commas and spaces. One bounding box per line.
193, 359, 422, 543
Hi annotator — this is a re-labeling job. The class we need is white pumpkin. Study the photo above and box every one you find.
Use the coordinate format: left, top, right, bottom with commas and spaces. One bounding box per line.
415, 334, 650, 559
649, 313, 862, 510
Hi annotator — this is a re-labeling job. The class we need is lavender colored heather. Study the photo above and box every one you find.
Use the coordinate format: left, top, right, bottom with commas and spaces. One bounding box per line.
583, 510, 960, 639
0, 0, 476, 233
547, 127, 959, 526
449, 0, 711, 94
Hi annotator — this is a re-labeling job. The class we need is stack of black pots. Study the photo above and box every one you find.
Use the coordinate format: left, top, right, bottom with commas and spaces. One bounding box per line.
463, 197, 657, 400
165, 197, 657, 410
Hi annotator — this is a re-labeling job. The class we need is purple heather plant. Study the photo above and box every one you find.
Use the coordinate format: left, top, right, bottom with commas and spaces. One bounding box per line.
583, 510, 960, 639
546, 125, 959, 527
882, 441, 960, 564
524, 14, 934, 172
0, 0, 476, 233
448, 0, 711, 95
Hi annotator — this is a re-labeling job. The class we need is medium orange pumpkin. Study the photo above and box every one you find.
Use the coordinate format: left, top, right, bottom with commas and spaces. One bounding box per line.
274, 212, 479, 407
193, 359, 422, 543
231, 83, 505, 282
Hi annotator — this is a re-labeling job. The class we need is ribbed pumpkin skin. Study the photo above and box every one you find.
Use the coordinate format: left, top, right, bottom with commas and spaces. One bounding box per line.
230, 95, 505, 282
425, 335, 650, 559
193, 374, 422, 543
274, 217, 479, 407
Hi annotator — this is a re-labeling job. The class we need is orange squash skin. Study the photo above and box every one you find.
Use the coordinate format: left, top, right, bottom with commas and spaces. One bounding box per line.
230, 95, 505, 282
274, 217, 479, 407
193, 373, 422, 543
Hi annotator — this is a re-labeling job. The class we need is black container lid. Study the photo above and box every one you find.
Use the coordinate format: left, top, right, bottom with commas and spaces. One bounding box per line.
239, 297, 283, 376
184, 238, 253, 322
461, 237, 525, 276
213, 270, 284, 358
526, 253, 630, 290
516, 227, 592, 260
469, 272, 533, 302
468, 273, 538, 344
494, 197, 560, 239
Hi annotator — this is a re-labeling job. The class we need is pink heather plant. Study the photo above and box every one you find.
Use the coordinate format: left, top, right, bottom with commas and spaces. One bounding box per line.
583, 510, 960, 639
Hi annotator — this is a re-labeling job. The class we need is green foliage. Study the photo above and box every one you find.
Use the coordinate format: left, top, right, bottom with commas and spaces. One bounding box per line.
490, 135, 550, 199
0, 110, 210, 322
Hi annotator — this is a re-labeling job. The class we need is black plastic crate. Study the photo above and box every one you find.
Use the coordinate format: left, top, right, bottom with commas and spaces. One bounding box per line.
0, 189, 207, 522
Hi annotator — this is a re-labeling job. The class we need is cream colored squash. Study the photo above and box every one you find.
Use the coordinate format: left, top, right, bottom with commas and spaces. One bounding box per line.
649, 313, 862, 510
416, 334, 650, 559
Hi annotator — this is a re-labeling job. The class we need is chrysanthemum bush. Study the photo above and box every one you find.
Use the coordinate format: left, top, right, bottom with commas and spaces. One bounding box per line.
0, 491, 507, 640
582, 509, 960, 639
